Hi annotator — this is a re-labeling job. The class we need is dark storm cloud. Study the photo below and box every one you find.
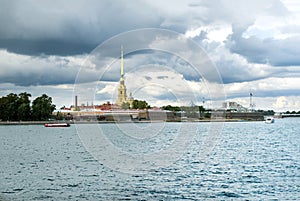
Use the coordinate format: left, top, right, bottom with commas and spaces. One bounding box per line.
0, 0, 299, 101
2, 72, 76, 86
0, 0, 162, 56
0, 38, 94, 56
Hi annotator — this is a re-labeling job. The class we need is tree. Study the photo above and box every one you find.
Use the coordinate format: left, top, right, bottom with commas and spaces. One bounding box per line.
31, 94, 56, 120
161, 105, 181, 111
0, 92, 31, 121
132, 100, 149, 109
204, 112, 211, 118
199, 105, 205, 118
121, 102, 130, 109
6, 93, 19, 121
17, 92, 32, 120
0, 92, 56, 121
0, 95, 10, 121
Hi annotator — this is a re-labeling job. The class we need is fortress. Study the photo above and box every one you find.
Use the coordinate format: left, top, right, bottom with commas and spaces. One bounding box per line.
54, 46, 266, 122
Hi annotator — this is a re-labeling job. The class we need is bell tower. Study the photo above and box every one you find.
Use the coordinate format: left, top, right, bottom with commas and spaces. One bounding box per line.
116, 46, 128, 106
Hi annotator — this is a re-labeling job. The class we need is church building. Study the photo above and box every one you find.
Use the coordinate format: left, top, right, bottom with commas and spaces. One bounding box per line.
116, 47, 133, 107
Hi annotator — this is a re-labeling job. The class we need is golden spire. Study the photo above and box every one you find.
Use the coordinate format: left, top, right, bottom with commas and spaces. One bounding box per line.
121, 46, 124, 78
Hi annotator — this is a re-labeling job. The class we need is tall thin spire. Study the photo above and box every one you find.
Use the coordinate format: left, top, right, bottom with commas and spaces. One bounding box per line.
117, 45, 128, 106
121, 46, 124, 78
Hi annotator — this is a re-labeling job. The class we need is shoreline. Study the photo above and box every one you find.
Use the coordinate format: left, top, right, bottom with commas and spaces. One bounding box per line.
0, 118, 265, 125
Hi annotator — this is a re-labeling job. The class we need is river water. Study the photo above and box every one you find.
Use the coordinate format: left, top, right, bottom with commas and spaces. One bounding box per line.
0, 118, 299, 200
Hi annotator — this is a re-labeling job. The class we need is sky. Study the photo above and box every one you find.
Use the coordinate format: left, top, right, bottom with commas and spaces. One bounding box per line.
0, 0, 299, 112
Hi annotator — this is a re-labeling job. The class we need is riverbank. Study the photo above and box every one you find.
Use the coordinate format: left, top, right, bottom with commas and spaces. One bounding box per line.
0, 118, 265, 125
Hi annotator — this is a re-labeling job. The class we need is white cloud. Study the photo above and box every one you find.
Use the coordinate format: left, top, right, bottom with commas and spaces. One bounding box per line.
273, 96, 288, 109
96, 82, 117, 95
271, 96, 300, 111
225, 95, 300, 112
185, 24, 232, 43
225, 77, 300, 95
242, 11, 300, 40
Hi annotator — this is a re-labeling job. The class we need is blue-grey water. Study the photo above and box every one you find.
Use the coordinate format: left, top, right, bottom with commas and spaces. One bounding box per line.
0, 118, 299, 200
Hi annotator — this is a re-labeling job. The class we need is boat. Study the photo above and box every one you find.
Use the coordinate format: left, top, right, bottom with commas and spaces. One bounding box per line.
44, 123, 71, 127
265, 116, 275, 124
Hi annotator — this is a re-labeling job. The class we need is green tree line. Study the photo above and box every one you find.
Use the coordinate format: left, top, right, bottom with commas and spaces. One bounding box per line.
121, 99, 150, 110
162, 105, 209, 118
285, 111, 300, 114
0, 92, 56, 121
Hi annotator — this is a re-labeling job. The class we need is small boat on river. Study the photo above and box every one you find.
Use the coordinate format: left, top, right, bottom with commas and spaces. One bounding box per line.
44, 123, 71, 127
265, 116, 275, 124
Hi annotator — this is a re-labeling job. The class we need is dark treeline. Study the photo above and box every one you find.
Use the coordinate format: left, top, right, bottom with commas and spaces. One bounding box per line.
162, 105, 209, 118
285, 110, 300, 114
121, 99, 150, 110
256, 110, 275, 116
0, 92, 56, 121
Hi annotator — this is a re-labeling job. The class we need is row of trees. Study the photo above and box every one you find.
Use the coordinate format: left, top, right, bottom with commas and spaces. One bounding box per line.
285, 110, 300, 114
162, 105, 209, 118
257, 110, 275, 116
0, 93, 56, 121
162, 105, 206, 113
121, 99, 150, 110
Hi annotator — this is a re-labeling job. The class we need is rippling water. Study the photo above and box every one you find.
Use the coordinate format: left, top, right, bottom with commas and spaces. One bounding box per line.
0, 118, 299, 200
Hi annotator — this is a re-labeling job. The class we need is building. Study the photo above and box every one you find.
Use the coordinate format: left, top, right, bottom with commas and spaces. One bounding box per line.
210, 101, 264, 121
116, 47, 134, 107
222, 101, 247, 112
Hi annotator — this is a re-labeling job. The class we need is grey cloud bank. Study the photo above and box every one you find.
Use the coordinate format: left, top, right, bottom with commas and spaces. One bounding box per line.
0, 0, 162, 56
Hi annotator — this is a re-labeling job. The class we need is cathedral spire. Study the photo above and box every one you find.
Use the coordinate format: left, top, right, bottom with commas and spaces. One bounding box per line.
121, 46, 124, 79
117, 46, 127, 106
116, 46, 134, 107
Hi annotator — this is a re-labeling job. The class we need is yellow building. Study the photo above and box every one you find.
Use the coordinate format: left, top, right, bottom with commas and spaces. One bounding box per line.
116, 47, 133, 107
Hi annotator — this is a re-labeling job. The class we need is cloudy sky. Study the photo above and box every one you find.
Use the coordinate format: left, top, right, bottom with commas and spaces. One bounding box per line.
0, 0, 299, 111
